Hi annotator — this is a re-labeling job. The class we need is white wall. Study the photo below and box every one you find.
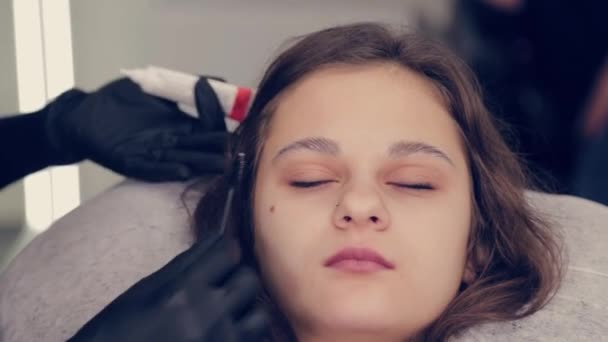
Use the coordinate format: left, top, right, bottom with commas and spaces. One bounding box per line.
0, 0, 27, 271
0, 0, 24, 230
0, 0, 18, 115
69, 0, 424, 201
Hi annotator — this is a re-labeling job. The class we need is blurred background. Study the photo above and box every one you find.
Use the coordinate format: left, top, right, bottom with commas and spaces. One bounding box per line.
1, 0, 606, 271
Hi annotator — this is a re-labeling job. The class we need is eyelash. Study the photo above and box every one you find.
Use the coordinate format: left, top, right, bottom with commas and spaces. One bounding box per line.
289, 180, 434, 190
387, 182, 435, 190
289, 180, 334, 188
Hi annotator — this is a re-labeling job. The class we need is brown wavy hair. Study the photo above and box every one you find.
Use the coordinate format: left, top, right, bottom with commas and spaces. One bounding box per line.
190, 22, 563, 341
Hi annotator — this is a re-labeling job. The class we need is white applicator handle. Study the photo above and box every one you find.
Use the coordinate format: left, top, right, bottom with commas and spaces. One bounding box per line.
121, 65, 255, 124
121, 65, 198, 111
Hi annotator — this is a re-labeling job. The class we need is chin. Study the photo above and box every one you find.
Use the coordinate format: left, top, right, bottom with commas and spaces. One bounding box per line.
311, 295, 414, 336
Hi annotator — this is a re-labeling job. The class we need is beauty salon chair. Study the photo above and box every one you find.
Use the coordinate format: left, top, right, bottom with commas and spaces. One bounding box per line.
0, 180, 606, 341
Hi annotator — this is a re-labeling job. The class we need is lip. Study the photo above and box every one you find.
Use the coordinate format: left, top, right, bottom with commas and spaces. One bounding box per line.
324, 247, 395, 272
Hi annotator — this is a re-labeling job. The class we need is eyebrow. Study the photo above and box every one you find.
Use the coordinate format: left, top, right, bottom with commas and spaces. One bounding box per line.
388, 140, 455, 166
272, 137, 455, 167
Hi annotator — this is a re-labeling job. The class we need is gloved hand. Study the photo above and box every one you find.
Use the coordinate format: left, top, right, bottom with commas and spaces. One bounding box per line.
45, 78, 229, 181
68, 233, 270, 342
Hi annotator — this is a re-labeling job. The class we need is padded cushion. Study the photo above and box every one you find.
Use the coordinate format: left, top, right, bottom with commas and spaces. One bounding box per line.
1, 181, 606, 341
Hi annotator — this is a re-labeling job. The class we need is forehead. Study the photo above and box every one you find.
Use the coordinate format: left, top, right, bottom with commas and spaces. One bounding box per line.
263, 64, 466, 167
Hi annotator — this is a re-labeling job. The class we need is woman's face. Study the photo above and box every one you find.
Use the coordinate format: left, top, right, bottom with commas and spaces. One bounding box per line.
253, 63, 473, 340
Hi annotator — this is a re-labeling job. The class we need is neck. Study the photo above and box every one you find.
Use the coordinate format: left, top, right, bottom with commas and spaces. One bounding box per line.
297, 330, 409, 342
290, 317, 423, 341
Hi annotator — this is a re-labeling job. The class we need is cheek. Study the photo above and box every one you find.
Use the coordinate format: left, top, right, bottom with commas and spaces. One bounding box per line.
252, 199, 328, 303
392, 190, 472, 303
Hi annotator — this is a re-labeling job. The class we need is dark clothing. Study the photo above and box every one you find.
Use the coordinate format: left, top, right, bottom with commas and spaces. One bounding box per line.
0, 112, 54, 188
574, 130, 608, 205
455, 0, 608, 192
0, 90, 86, 188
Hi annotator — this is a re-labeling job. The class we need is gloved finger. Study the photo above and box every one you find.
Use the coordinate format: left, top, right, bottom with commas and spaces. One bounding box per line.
155, 149, 225, 164
187, 159, 227, 175
158, 121, 200, 138
222, 267, 262, 319
152, 150, 227, 174
123, 158, 192, 182
177, 234, 240, 289
236, 306, 271, 341
205, 318, 241, 342
159, 233, 229, 284
115, 229, 227, 301
173, 131, 229, 152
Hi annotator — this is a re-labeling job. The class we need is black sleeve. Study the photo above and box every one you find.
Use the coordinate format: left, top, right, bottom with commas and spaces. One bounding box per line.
0, 110, 62, 189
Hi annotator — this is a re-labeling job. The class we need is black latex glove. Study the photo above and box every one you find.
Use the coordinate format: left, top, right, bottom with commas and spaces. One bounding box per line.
45, 78, 229, 181
68, 233, 270, 342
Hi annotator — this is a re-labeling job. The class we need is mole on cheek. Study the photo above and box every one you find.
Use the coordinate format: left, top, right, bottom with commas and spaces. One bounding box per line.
270, 205, 275, 213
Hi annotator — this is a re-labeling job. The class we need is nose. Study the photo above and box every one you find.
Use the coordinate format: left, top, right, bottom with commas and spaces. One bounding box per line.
333, 186, 390, 231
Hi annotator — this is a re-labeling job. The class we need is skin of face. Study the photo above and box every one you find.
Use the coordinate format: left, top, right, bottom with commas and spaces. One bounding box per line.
252, 63, 473, 341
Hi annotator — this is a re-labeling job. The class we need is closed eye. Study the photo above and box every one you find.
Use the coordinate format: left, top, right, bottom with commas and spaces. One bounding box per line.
290, 181, 433, 190
388, 182, 435, 190
289, 180, 335, 188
